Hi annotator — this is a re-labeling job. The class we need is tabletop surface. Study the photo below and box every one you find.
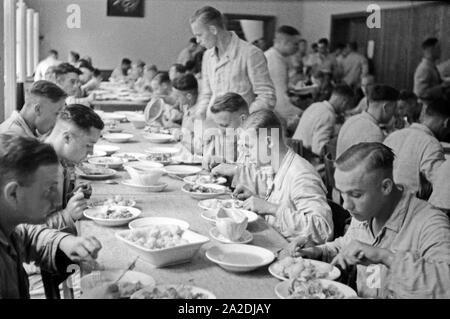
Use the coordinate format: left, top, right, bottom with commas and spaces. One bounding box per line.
78, 122, 288, 299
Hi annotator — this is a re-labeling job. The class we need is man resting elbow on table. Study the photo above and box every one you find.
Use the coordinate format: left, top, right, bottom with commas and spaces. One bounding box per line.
284, 142, 450, 298
223, 110, 333, 245
0, 135, 110, 299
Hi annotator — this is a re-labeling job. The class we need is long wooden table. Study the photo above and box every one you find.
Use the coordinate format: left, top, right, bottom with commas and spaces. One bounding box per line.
78, 123, 288, 299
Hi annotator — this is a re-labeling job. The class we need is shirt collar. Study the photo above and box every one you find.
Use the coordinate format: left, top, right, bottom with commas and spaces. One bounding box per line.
382, 187, 411, 233
212, 31, 239, 60
361, 111, 379, 125
11, 111, 36, 138
273, 148, 296, 190
409, 123, 435, 137
323, 100, 336, 115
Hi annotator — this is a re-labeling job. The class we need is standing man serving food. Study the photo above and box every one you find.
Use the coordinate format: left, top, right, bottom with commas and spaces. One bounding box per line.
190, 6, 276, 127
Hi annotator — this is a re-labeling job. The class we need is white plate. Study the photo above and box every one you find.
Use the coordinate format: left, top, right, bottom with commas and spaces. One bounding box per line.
198, 199, 244, 211
201, 208, 258, 224
129, 217, 190, 230
124, 161, 165, 171
83, 206, 141, 227
116, 229, 209, 267
87, 150, 107, 158
268, 259, 341, 281
75, 167, 117, 180
136, 155, 171, 167
145, 146, 180, 155
81, 270, 155, 298
130, 284, 216, 299
209, 227, 253, 244
88, 156, 125, 169
111, 152, 146, 162
122, 180, 167, 192
94, 144, 120, 155
205, 244, 275, 272
274, 279, 357, 299
103, 133, 134, 143
143, 133, 175, 144
165, 165, 202, 177
183, 175, 227, 185
181, 183, 229, 200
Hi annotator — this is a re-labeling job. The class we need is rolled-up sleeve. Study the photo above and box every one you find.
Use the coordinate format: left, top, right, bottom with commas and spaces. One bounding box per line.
15, 224, 71, 272
385, 211, 450, 298
247, 48, 276, 113
272, 173, 333, 244
45, 210, 77, 235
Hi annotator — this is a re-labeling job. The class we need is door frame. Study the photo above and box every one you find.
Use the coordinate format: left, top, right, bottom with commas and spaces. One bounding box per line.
224, 13, 276, 47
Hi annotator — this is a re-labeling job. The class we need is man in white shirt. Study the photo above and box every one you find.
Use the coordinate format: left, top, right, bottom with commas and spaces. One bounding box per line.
52, 63, 93, 107
337, 84, 399, 157
190, 6, 275, 125
384, 98, 448, 194
0, 81, 67, 138
265, 26, 302, 131
304, 38, 338, 79
339, 42, 369, 90
34, 50, 61, 82
293, 84, 354, 157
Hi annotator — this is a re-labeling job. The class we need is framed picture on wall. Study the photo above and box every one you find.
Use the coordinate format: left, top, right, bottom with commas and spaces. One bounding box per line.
107, 0, 144, 18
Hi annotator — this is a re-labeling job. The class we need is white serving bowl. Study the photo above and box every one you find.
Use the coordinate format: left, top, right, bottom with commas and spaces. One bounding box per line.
103, 133, 134, 143
128, 217, 190, 230
205, 244, 275, 272
115, 229, 209, 267
121, 180, 168, 192
124, 165, 165, 186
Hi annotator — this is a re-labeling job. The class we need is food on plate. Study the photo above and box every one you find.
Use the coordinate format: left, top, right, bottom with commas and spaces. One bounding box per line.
113, 153, 139, 161
77, 164, 110, 175
123, 225, 188, 250
287, 278, 345, 299
271, 256, 332, 280
92, 207, 134, 220
78, 184, 92, 199
117, 281, 145, 299
184, 184, 227, 194
143, 153, 172, 163
189, 175, 225, 185
89, 195, 135, 207
92, 157, 121, 165
131, 285, 208, 299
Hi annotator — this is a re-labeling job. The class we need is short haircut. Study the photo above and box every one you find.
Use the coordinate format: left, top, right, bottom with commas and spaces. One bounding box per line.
311, 43, 318, 49
171, 63, 186, 74
276, 25, 300, 36
332, 84, 355, 99
318, 38, 329, 46
70, 51, 80, 61
58, 104, 104, 132
242, 109, 283, 131
424, 98, 450, 119
93, 68, 102, 77
190, 6, 226, 29
172, 73, 198, 92
398, 90, 417, 101
185, 60, 196, 72
53, 63, 82, 77
121, 58, 132, 65
210, 93, 249, 114
189, 37, 197, 44
422, 37, 439, 50
0, 134, 59, 187
368, 84, 399, 103
49, 49, 58, 57
336, 142, 395, 173
348, 41, 358, 51
145, 64, 158, 72
152, 72, 170, 85
28, 80, 67, 102
78, 59, 94, 72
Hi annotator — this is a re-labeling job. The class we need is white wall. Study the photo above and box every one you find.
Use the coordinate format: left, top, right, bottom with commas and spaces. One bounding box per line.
26, 0, 304, 70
